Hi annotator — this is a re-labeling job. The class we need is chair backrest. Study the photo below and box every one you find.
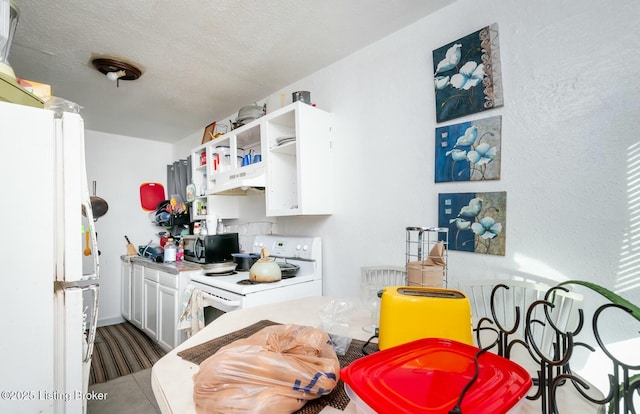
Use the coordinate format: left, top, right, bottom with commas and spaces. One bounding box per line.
361, 265, 407, 290
458, 279, 583, 357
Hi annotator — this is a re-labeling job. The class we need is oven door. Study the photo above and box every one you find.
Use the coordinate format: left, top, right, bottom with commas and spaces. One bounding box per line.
188, 281, 243, 326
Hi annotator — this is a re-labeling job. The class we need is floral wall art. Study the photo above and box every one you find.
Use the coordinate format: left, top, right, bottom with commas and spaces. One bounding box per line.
438, 191, 506, 256
435, 115, 502, 182
433, 23, 503, 123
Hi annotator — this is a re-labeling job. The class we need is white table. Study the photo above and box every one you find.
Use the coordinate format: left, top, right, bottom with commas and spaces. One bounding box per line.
151, 296, 604, 414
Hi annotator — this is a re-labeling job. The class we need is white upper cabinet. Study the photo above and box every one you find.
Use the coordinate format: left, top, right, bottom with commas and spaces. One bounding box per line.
264, 102, 332, 216
190, 101, 332, 217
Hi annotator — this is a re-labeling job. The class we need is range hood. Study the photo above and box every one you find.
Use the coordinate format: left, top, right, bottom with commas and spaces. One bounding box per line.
208, 162, 266, 195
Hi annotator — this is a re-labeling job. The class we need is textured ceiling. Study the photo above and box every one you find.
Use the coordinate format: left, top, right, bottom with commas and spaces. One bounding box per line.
8, 0, 455, 142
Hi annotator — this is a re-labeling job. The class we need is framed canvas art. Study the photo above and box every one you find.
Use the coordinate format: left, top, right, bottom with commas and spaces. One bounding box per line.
438, 191, 506, 256
435, 115, 502, 182
433, 23, 503, 123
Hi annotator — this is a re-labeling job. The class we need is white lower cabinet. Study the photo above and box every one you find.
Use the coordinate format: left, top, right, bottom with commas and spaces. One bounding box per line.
120, 260, 132, 321
158, 284, 179, 351
131, 264, 144, 330
143, 267, 159, 340
123, 258, 191, 351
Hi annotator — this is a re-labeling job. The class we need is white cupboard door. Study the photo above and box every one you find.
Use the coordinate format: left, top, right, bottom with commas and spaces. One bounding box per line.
57, 112, 99, 283
158, 285, 178, 351
131, 265, 144, 329
143, 279, 159, 340
55, 284, 98, 414
265, 102, 332, 216
121, 261, 132, 321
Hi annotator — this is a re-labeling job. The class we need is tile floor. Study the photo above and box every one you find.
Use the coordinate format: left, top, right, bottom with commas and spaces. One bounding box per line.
87, 369, 160, 414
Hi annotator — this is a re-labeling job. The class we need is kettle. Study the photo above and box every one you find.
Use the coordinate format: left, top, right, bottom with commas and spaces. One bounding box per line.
249, 248, 282, 282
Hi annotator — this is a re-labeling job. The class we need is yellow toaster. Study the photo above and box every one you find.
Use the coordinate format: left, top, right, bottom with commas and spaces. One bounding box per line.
378, 286, 473, 350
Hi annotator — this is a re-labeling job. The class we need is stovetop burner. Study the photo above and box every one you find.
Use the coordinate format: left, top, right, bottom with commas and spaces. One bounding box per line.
204, 271, 238, 277
237, 279, 278, 285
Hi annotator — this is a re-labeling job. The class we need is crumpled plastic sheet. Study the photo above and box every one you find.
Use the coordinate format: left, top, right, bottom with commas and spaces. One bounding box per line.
319, 299, 358, 356
44, 96, 83, 118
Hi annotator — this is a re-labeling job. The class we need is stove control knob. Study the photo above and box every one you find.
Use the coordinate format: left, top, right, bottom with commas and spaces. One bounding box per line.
296, 244, 302, 250
302, 244, 309, 251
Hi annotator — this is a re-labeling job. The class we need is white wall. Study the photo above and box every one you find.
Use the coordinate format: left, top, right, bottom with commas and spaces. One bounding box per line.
275, 0, 636, 297
85, 130, 173, 325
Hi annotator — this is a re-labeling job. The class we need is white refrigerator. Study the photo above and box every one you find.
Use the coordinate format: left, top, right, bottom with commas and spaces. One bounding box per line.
0, 100, 100, 414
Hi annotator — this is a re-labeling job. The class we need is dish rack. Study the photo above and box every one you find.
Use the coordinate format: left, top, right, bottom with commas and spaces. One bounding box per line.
405, 226, 448, 287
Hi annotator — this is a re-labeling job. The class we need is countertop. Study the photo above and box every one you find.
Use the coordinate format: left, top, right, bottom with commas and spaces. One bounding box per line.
120, 255, 203, 274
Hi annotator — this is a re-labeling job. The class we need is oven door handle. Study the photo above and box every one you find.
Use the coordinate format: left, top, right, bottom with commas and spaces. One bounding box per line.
200, 291, 241, 312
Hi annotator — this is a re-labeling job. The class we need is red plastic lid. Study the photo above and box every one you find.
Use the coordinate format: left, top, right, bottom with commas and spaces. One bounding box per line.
340, 338, 531, 414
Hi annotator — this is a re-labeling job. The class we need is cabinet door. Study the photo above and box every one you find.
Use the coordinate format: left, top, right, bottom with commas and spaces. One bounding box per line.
157, 285, 178, 351
131, 265, 144, 329
265, 102, 332, 216
143, 278, 159, 340
120, 261, 132, 321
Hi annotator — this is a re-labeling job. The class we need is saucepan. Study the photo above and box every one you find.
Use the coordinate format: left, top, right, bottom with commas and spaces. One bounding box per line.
90, 181, 109, 219
82, 181, 109, 221
232, 253, 260, 271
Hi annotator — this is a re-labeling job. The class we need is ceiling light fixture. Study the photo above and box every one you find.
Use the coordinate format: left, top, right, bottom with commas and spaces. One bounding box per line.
91, 57, 142, 87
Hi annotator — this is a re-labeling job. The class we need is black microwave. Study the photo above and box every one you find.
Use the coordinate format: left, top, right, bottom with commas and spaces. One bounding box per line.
183, 233, 239, 264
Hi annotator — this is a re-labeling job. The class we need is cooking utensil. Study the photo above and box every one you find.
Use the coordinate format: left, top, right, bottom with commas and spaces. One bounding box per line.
140, 182, 165, 212
249, 248, 282, 282
231, 253, 260, 271
278, 261, 300, 278
236, 104, 264, 121
292, 91, 311, 104
86, 181, 108, 220
124, 235, 137, 256
201, 261, 237, 274
84, 231, 91, 256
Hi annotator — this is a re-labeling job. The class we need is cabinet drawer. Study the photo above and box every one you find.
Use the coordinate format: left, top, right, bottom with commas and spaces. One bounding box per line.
144, 267, 159, 282
159, 271, 178, 289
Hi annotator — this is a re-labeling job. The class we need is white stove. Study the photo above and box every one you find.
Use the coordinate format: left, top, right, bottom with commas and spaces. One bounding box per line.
189, 235, 322, 312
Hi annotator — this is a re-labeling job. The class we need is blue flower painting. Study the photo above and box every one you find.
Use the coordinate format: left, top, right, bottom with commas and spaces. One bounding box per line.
433, 23, 503, 123
438, 191, 506, 255
435, 115, 502, 182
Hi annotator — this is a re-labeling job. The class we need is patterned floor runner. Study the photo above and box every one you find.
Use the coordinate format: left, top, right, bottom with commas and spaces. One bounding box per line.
89, 322, 167, 385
